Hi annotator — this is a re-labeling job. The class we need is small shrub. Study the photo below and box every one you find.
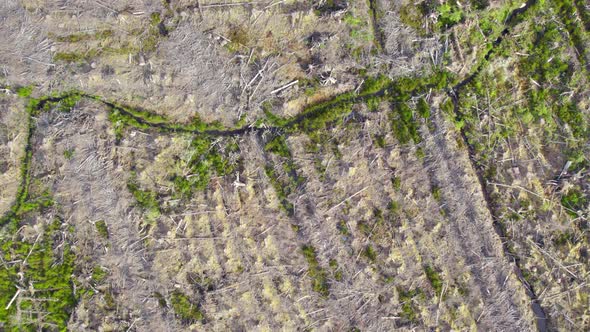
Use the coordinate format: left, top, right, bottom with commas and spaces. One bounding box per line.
424, 265, 443, 294
387, 200, 400, 216
437, 3, 464, 29
360, 75, 392, 95
357, 220, 372, 236
16, 86, 33, 97
399, 4, 428, 33
337, 220, 350, 236
127, 175, 161, 220
553, 231, 575, 247
362, 245, 377, 262
440, 98, 455, 114
154, 292, 168, 308
343, 13, 363, 27
95, 220, 109, 239
170, 291, 204, 323
226, 25, 250, 53
390, 103, 421, 144
432, 186, 442, 201
103, 291, 116, 310
416, 147, 425, 159
314, 0, 348, 16
264, 135, 291, 158
561, 189, 588, 217
91, 266, 108, 284
417, 98, 430, 118
374, 134, 386, 148
398, 288, 421, 323
169, 136, 234, 199
329, 259, 343, 281
391, 176, 401, 190
63, 148, 74, 160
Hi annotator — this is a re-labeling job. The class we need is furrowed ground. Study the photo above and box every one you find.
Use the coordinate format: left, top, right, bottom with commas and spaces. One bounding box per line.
0, 0, 588, 331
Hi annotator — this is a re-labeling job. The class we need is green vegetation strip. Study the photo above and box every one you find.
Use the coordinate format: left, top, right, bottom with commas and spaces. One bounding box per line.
2, 68, 451, 224
301, 245, 330, 297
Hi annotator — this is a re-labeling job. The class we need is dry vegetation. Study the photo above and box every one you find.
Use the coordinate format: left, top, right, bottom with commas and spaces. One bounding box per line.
1, 0, 589, 331
0, 95, 28, 215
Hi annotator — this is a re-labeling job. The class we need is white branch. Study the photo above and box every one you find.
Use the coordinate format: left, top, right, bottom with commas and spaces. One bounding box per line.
6, 289, 21, 310
271, 80, 298, 94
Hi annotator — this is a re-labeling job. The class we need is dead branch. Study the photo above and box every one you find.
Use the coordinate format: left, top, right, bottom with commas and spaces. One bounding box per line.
201, 1, 263, 9
527, 238, 578, 280
270, 80, 299, 94
5, 288, 22, 310
326, 187, 368, 213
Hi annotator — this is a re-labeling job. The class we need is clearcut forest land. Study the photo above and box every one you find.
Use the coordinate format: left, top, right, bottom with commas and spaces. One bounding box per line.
0, 0, 588, 331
